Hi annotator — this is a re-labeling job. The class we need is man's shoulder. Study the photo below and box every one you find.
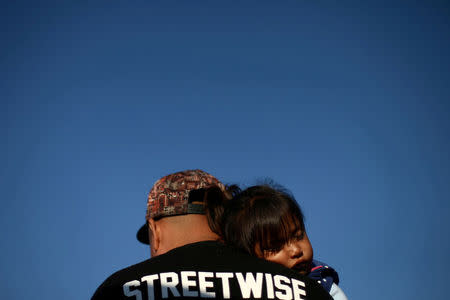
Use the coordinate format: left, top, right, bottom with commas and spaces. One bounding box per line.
92, 258, 154, 299
104, 258, 153, 283
93, 241, 216, 289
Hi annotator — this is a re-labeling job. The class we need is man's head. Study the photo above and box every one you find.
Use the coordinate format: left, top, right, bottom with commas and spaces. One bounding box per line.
136, 169, 227, 256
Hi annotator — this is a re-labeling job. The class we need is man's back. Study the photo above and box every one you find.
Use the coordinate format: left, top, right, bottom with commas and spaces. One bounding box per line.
92, 241, 332, 300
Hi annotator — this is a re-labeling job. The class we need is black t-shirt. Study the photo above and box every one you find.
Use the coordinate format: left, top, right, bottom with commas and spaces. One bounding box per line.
92, 241, 332, 300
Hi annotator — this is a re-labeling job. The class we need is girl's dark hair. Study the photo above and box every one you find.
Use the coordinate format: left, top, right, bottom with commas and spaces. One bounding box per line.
190, 184, 240, 236
221, 183, 305, 256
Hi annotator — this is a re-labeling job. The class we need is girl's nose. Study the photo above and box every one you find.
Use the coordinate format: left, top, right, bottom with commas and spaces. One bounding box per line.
289, 242, 303, 258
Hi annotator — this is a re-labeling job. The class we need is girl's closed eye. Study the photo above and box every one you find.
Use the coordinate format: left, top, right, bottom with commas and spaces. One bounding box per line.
263, 248, 282, 256
291, 230, 304, 241
261, 239, 285, 256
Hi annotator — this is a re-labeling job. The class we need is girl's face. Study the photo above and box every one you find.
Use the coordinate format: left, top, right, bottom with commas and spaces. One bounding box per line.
263, 229, 313, 275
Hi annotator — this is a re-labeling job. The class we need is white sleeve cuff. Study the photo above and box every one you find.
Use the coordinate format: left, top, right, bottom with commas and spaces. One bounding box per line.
330, 283, 348, 300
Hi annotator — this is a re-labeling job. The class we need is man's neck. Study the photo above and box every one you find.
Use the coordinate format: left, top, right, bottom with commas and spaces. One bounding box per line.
152, 214, 219, 256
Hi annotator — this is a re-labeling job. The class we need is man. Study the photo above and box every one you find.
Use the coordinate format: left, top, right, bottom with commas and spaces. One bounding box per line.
92, 170, 332, 300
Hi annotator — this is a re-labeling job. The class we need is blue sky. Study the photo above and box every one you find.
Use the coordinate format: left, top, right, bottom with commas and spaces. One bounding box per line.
2, 1, 449, 299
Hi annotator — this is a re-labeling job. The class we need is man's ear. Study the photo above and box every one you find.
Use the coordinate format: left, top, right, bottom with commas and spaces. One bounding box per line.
148, 219, 161, 256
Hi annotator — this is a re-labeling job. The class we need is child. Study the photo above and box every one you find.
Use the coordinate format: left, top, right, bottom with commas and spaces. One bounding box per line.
219, 184, 348, 300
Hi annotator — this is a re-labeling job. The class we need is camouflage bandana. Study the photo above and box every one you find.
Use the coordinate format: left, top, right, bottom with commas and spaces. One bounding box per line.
145, 169, 226, 221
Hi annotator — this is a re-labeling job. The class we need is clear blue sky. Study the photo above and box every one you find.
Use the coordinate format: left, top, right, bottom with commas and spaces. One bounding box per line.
2, 1, 449, 299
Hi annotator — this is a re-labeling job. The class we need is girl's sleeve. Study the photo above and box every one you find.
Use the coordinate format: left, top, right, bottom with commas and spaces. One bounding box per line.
329, 283, 348, 300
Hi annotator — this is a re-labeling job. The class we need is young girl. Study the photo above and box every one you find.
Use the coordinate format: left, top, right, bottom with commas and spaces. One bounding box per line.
219, 184, 348, 300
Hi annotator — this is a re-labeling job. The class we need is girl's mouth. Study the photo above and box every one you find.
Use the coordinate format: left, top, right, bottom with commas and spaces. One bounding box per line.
292, 261, 311, 275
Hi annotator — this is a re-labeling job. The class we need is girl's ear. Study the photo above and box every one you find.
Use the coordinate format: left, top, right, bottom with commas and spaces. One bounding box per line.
148, 219, 161, 257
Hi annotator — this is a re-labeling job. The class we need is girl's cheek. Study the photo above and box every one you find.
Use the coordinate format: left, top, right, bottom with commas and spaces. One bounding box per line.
264, 250, 291, 268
